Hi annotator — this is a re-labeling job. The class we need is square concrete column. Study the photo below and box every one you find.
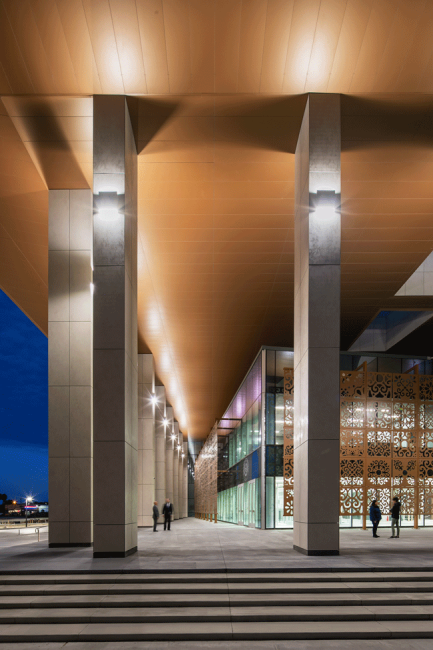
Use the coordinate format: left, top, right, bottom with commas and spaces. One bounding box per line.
138, 354, 155, 527
93, 96, 138, 558
173, 422, 179, 520
178, 431, 184, 518
154, 386, 167, 509
48, 190, 93, 547
293, 94, 341, 556
183, 441, 188, 518
165, 406, 174, 505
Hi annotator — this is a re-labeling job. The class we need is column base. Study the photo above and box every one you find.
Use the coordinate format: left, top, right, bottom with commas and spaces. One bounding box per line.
49, 543, 93, 548
293, 544, 339, 556
93, 547, 137, 558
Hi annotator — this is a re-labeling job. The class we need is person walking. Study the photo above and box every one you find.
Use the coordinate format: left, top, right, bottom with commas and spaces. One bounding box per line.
152, 501, 159, 532
162, 497, 173, 531
369, 499, 382, 538
389, 496, 401, 538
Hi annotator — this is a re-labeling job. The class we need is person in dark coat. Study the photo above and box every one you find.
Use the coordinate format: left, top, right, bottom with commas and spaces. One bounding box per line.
369, 499, 382, 538
389, 496, 401, 538
152, 501, 159, 532
162, 498, 173, 531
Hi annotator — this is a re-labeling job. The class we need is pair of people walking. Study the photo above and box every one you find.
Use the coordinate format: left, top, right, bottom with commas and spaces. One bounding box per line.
369, 497, 401, 538
152, 498, 173, 532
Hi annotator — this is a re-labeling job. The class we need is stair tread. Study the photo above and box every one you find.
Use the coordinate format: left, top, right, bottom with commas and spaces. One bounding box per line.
2, 571, 433, 584
1, 619, 433, 640
3, 591, 433, 608
3, 580, 433, 594
1, 603, 433, 622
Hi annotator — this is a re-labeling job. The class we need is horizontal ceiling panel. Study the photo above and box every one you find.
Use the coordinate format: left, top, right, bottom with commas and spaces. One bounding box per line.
2, 87, 433, 439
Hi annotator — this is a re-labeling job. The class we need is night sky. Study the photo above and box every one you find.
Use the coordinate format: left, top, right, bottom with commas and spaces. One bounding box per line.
0, 289, 48, 502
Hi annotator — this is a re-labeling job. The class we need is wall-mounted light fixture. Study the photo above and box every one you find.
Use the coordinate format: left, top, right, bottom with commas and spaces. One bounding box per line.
151, 394, 158, 405
163, 418, 168, 426
94, 191, 123, 221
311, 189, 339, 220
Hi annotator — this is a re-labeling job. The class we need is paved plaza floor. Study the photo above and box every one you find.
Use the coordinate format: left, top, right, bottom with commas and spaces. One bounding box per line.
3, 639, 433, 650
0, 517, 433, 573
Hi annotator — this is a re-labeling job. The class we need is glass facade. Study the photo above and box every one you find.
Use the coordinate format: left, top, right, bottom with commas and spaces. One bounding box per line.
214, 347, 433, 529
217, 354, 262, 527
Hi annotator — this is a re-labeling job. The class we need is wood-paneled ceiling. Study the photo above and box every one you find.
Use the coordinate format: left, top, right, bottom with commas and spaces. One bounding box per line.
1, 0, 433, 95
0, 0, 433, 439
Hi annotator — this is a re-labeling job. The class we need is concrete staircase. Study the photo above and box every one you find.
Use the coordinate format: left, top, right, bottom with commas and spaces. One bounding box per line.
1, 569, 433, 642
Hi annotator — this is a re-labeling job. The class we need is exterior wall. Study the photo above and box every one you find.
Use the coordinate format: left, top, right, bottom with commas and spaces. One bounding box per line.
48, 189, 93, 547
92, 96, 138, 557
173, 422, 179, 519
138, 354, 155, 526
209, 348, 433, 531
183, 441, 189, 517
293, 94, 341, 555
155, 386, 167, 509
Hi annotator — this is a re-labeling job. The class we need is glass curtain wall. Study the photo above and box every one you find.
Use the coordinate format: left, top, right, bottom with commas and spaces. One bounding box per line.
265, 349, 294, 528
217, 353, 262, 527
216, 347, 433, 530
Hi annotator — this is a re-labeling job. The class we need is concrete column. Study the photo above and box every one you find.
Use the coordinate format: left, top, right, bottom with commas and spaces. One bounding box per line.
165, 406, 174, 505
92, 96, 138, 558
138, 354, 155, 527
183, 441, 188, 518
173, 422, 179, 520
178, 431, 183, 518
154, 386, 166, 509
48, 190, 93, 547
293, 94, 341, 556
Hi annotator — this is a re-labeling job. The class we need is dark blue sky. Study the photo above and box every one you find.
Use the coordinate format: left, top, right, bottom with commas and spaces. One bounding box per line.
0, 289, 48, 502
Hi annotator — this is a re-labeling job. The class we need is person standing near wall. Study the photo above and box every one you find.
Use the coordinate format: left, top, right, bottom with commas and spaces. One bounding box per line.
389, 496, 401, 538
162, 498, 173, 531
153, 501, 159, 532
370, 499, 382, 538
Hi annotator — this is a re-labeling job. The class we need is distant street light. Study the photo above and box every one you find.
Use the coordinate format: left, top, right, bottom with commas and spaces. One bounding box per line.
25, 496, 33, 528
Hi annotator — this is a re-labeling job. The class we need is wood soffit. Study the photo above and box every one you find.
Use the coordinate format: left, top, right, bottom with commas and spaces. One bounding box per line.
0, 0, 432, 438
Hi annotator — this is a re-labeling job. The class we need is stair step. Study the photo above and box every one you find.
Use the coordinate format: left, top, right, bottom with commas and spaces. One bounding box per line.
0, 604, 433, 624
1, 593, 433, 609
1, 620, 433, 641
1, 571, 433, 584
1, 581, 433, 596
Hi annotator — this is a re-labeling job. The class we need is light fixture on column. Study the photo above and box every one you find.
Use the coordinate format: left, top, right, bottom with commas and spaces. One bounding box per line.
171, 433, 177, 441
311, 190, 339, 220
94, 191, 122, 220
163, 418, 168, 427
151, 394, 158, 405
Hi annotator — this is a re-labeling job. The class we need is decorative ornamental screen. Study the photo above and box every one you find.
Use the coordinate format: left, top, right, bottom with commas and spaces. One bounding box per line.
194, 424, 218, 520
284, 367, 433, 525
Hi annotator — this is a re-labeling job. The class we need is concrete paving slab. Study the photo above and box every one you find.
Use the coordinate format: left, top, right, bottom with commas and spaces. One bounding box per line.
30, 595, 107, 607
231, 621, 389, 639
228, 592, 364, 604
229, 605, 374, 621
78, 622, 234, 640
0, 623, 88, 642
0, 606, 233, 624
2, 519, 433, 573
